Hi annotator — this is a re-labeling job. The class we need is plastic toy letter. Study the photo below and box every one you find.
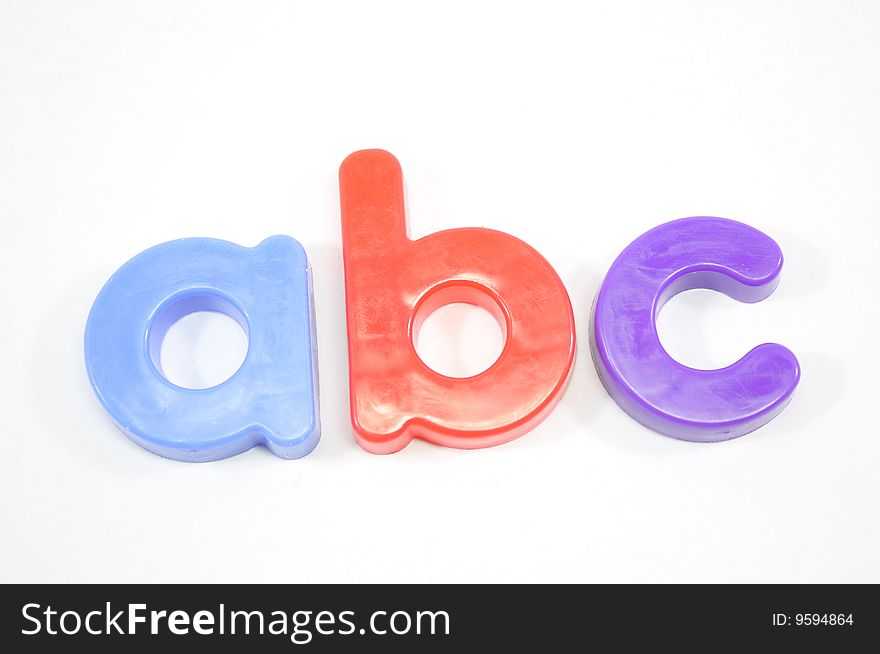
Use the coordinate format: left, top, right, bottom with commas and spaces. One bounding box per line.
339, 149, 576, 453
84, 236, 320, 461
590, 216, 800, 441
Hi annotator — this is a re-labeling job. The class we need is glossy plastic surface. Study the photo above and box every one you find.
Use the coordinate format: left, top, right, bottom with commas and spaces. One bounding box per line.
590, 216, 800, 442
85, 236, 320, 461
339, 149, 576, 453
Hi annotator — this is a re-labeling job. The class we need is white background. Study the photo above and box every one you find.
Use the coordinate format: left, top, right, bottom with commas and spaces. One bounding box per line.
1, 1, 878, 583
